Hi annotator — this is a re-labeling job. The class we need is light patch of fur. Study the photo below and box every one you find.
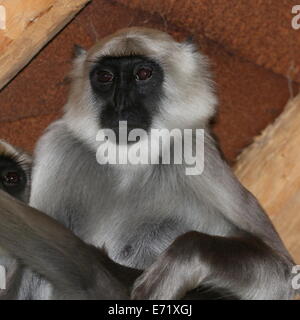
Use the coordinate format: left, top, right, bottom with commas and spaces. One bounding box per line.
0, 140, 31, 178
0, 140, 30, 164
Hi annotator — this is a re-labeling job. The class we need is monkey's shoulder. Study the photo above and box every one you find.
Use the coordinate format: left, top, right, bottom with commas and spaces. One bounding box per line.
34, 119, 89, 160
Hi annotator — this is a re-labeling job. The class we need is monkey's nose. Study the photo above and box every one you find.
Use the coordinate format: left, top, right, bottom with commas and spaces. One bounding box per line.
114, 92, 127, 112
120, 109, 131, 120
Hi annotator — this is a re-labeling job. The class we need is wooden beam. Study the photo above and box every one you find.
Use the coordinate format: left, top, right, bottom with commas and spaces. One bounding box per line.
235, 94, 300, 263
0, 0, 90, 90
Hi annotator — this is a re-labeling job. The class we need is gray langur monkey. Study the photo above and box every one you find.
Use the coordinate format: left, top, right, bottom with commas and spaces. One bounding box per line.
20, 27, 296, 299
0, 140, 31, 299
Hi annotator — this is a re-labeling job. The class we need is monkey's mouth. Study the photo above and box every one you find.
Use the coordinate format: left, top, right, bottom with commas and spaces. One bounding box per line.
99, 119, 149, 144
100, 111, 151, 144
108, 124, 148, 145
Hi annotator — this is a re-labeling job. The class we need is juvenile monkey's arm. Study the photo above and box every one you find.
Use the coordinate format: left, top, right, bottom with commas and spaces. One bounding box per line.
0, 190, 139, 299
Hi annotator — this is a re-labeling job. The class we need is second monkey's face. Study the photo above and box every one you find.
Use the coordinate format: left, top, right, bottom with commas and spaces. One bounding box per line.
0, 141, 31, 203
89, 55, 164, 139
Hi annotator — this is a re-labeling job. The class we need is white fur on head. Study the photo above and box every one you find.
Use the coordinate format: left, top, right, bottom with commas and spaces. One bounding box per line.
63, 27, 217, 150
0, 140, 31, 167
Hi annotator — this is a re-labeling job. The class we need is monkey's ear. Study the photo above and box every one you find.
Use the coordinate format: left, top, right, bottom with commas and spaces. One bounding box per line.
73, 44, 87, 58
182, 36, 198, 53
185, 35, 195, 44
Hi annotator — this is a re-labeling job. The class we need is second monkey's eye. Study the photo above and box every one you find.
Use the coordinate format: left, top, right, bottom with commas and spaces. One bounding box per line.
96, 70, 114, 83
135, 67, 152, 81
1, 171, 22, 188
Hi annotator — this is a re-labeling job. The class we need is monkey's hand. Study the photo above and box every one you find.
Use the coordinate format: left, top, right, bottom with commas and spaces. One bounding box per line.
131, 231, 207, 300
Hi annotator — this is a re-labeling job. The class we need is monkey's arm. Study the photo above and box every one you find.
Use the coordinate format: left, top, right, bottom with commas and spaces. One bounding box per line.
0, 190, 138, 299
132, 231, 295, 300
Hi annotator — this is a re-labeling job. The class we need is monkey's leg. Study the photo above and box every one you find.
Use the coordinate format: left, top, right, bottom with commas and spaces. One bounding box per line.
0, 190, 139, 299
132, 231, 294, 300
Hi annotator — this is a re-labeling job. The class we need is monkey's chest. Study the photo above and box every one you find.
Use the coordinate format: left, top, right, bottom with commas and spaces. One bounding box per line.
89, 214, 190, 270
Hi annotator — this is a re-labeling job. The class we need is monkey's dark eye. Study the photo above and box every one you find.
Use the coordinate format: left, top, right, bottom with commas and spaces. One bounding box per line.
2, 171, 22, 187
96, 70, 114, 83
135, 67, 152, 81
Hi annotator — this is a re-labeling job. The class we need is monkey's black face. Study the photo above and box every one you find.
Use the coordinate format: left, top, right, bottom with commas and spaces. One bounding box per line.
0, 156, 27, 200
90, 55, 164, 142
